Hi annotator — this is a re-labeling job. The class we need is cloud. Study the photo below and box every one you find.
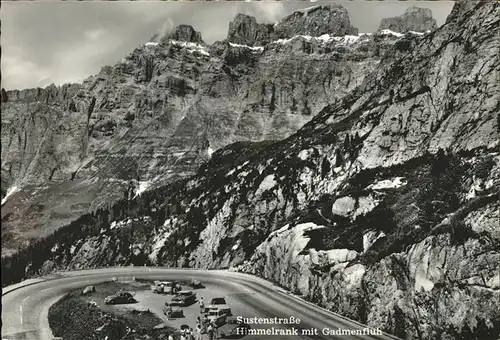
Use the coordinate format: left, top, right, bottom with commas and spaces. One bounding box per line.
1, 55, 51, 89
84, 29, 106, 41
250, 2, 286, 22
51, 29, 122, 84
1, 1, 454, 91
154, 18, 176, 42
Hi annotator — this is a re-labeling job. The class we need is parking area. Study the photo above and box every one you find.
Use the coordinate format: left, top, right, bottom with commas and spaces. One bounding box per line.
100, 278, 276, 339
120, 281, 232, 330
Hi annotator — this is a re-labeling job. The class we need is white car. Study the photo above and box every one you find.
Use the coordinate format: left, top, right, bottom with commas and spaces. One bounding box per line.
206, 297, 232, 316
151, 281, 179, 294
207, 308, 227, 326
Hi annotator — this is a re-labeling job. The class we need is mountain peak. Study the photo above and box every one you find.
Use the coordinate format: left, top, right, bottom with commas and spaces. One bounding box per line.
227, 14, 274, 46
227, 5, 358, 47
274, 4, 358, 38
378, 6, 437, 33
161, 24, 204, 44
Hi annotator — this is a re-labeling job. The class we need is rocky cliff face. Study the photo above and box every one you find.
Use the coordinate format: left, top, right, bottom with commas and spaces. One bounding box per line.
378, 6, 437, 33
1, 5, 420, 254
2, 2, 499, 339
227, 5, 358, 47
227, 14, 275, 47
161, 24, 204, 44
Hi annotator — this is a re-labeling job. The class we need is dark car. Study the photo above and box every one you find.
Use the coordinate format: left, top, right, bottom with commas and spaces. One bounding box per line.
104, 292, 136, 305
188, 279, 205, 289
170, 290, 196, 306
211, 297, 226, 305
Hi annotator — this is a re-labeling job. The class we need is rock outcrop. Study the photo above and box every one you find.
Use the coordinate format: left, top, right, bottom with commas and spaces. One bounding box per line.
227, 5, 358, 46
161, 24, 204, 44
227, 14, 274, 46
274, 5, 359, 38
379, 6, 437, 33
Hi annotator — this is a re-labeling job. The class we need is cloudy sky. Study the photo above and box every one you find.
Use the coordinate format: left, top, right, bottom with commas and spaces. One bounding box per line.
1, 1, 454, 90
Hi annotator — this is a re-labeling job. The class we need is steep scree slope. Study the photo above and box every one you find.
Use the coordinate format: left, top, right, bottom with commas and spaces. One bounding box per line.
1, 2, 499, 339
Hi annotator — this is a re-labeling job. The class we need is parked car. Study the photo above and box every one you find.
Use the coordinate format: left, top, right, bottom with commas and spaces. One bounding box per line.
219, 317, 251, 338
207, 297, 232, 316
81, 285, 96, 296
151, 281, 180, 294
170, 290, 196, 306
104, 292, 136, 305
188, 279, 205, 289
207, 308, 227, 327
162, 302, 184, 318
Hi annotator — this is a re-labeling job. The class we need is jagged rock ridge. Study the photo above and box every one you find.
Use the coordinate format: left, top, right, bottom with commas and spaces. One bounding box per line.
227, 14, 274, 47
378, 6, 437, 33
161, 24, 204, 44
228, 5, 358, 47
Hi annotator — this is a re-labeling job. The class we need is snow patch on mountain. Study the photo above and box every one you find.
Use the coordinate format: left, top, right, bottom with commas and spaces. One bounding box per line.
273, 33, 370, 46
110, 216, 152, 230
110, 219, 130, 230
268, 224, 292, 239
207, 146, 214, 157
1, 186, 19, 206
169, 40, 210, 56
379, 29, 404, 37
363, 231, 386, 252
134, 181, 152, 198
228, 42, 264, 52
368, 177, 407, 190
255, 174, 277, 196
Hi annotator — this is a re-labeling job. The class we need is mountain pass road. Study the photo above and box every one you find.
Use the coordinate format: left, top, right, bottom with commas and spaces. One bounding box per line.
2, 268, 400, 340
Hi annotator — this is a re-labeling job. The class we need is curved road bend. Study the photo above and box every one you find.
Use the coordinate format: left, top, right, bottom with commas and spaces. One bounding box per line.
2, 268, 401, 340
